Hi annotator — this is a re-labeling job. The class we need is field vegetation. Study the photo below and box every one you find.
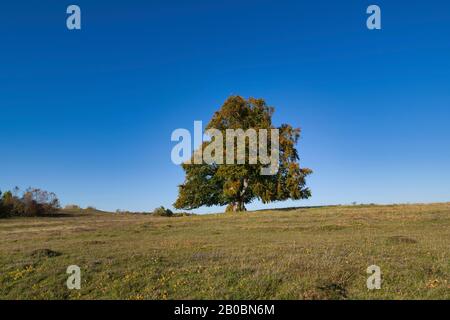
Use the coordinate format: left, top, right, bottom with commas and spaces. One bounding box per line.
0, 203, 448, 299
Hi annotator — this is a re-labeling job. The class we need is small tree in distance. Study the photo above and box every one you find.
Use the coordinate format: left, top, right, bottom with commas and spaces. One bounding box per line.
174, 96, 312, 212
152, 206, 174, 217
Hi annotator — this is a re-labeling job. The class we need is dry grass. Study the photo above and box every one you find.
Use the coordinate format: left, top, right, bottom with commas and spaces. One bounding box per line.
0, 203, 449, 299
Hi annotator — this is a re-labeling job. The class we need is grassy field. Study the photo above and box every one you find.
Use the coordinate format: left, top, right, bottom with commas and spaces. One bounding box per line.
0, 203, 449, 300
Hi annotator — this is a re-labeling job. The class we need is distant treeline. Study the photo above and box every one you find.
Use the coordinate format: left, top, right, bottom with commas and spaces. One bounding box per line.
0, 187, 60, 218
70, 205, 192, 216
115, 206, 193, 217
0, 188, 191, 219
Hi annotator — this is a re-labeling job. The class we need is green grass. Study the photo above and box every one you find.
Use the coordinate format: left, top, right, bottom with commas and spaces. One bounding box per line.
0, 203, 449, 300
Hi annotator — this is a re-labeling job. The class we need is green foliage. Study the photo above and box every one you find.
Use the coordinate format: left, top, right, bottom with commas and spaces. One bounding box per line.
152, 206, 174, 217
0, 187, 60, 218
174, 96, 312, 212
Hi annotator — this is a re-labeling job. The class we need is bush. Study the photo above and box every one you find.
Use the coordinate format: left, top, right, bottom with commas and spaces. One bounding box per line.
152, 206, 173, 217
115, 209, 134, 214
0, 187, 60, 218
64, 204, 81, 210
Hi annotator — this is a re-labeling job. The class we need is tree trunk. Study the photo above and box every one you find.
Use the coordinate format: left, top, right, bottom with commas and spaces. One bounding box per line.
233, 201, 246, 212
226, 179, 249, 212
227, 201, 247, 212
234, 179, 248, 212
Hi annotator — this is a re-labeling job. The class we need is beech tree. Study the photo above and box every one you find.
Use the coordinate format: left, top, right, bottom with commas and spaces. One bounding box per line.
174, 96, 312, 212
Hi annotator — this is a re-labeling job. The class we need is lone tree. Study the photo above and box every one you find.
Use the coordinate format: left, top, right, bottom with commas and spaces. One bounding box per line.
174, 96, 312, 212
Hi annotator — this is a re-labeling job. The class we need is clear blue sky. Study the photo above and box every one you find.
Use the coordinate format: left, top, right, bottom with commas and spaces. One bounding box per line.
1, 1, 449, 213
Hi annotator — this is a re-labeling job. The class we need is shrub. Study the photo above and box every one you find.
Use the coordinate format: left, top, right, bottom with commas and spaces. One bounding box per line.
65, 204, 81, 210
152, 206, 173, 217
115, 209, 134, 214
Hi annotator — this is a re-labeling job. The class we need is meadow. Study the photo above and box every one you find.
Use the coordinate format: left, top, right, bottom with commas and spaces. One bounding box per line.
0, 203, 449, 300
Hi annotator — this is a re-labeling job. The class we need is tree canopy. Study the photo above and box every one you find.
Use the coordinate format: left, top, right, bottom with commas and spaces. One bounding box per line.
174, 96, 312, 212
